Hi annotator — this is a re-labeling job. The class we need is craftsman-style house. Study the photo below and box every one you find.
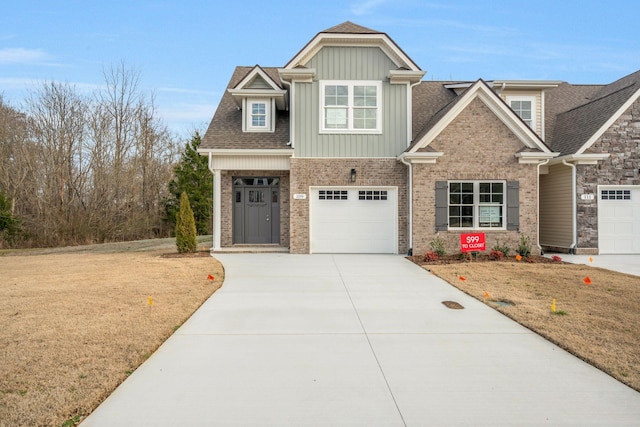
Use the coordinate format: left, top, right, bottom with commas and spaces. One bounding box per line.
199, 22, 640, 255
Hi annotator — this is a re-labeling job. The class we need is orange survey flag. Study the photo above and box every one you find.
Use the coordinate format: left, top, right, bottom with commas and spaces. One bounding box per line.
207, 274, 215, 281
459, 275, 466, 282
583, 276, 592, 285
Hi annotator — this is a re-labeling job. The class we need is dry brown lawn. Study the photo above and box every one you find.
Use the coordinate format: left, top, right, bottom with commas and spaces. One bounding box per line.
418, 256, 640, 392
0, 243, 223, 427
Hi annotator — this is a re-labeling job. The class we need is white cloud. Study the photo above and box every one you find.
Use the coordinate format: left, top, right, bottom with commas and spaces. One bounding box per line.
0, 48, 51, 64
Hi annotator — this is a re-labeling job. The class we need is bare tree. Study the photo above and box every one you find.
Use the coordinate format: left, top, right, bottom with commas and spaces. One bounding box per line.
1, 63, 180, 248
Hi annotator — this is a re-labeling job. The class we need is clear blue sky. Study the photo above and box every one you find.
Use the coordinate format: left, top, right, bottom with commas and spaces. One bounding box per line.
2, 0, 638, 137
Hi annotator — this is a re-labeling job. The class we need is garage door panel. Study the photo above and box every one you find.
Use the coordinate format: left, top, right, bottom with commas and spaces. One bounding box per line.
311, 188, 397, 254
599, 187, 640, 254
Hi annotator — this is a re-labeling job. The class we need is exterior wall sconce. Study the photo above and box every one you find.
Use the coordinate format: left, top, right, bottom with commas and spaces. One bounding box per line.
350, 168, 357, 182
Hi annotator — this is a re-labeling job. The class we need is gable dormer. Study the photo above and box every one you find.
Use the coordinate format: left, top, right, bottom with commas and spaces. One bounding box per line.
227, 65, 287, 133
444, 80, 561, 140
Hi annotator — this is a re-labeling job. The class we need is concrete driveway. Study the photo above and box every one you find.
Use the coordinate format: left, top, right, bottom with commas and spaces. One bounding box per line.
82, 254, 640, 426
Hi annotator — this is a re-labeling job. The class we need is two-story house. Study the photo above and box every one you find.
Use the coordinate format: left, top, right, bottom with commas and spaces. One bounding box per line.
199, 22, 640, 255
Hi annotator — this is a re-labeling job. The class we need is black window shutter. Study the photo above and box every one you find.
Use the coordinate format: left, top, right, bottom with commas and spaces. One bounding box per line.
435, 181, 448, 231
506, 181, 519, 231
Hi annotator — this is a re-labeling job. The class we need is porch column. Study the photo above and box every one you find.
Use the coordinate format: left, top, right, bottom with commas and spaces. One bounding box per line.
213, 169, 222, 251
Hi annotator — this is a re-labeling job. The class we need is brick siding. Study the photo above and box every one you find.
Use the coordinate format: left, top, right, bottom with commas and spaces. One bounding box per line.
289, 158, 408, 254
412, 98, 540, 256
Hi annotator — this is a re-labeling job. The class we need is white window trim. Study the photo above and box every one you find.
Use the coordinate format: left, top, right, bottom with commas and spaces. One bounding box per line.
506, 95, 536, 131
319, 80, 382, 134
243, 98, 274, 132
448, 180, 506, 230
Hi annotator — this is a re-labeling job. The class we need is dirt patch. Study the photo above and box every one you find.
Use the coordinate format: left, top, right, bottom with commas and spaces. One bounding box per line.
415, 257, 640, 392
0, 241, 223, 426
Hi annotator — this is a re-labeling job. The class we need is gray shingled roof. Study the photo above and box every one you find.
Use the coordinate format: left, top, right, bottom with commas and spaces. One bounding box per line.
547, 70, 640, 155
544, 83, 603, 144
412, 81, 459, 142
200, 66, 290, 150
321, 21, 380, 34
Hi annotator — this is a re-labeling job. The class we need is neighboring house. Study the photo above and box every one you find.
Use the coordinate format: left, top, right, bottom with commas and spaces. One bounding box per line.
199, 21, 640, 255
539, 71, 640, 254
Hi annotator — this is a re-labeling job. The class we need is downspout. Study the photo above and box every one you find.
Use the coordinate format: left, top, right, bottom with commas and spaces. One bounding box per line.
400, 80, 423, 256
562, 159, 577, 254
536, 158, 550, 254
400, 155, 413, 255
279, 77, 294, 148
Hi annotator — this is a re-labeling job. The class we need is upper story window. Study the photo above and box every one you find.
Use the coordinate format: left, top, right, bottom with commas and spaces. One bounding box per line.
506, 96, 536, 130
244, 99, 273, 132
320, 81, 382, 134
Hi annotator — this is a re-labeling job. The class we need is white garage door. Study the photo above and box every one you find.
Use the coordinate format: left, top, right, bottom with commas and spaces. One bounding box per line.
598, 186, 640, 254
310, 187, 397, 254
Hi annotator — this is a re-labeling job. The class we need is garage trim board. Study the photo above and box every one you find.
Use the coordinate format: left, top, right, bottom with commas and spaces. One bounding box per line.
598, 185, 640, 254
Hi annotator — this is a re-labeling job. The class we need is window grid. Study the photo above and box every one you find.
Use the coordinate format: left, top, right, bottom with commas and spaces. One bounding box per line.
318, 190, 348, 200
601, 190, 631, 200
321, 81, 381, 133
251, 103, 266, 127
449, 181, 505, 229
358, 190, 387, 201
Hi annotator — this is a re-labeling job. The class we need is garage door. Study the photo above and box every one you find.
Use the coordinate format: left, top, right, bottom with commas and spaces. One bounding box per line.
598, 186, 640, 254
310, 187, 397, 254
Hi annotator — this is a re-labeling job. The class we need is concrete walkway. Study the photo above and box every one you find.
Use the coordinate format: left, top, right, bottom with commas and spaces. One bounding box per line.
546, 253, 640, 277
82, 254, 640, 426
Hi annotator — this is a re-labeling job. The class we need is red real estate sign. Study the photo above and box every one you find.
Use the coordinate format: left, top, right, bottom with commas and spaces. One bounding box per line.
460, 233, 486, 252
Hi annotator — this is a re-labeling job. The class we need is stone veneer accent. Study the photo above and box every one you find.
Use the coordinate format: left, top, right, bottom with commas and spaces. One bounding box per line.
289, 158, 408, 254
219, 170, 290, 247
576, 98, 640, 252
412, 98, 540, 255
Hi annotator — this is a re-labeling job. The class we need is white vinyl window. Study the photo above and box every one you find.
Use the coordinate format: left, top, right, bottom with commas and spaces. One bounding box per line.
244, 99, 272, 132
507, 96, 536, 130
320, 81, 382, 134
448, 181, 505, 229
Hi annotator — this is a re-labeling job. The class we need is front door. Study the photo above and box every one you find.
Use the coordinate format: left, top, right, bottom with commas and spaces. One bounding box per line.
233, 177, 280, 244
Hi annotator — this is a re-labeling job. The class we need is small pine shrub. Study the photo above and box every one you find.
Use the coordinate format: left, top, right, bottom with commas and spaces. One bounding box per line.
516, 234, 532, 258
429, 236, 446, 257
175, 192, 197, 253
491, 240, 511, 257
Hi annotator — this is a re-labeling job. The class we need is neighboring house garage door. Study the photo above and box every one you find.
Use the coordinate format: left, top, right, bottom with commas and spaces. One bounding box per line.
598, 186, 640, 254
310, 187, 397, 254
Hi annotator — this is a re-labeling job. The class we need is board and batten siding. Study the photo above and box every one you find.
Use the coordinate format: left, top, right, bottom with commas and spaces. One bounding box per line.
294, 46, 408, 158
539, 163, 574, 248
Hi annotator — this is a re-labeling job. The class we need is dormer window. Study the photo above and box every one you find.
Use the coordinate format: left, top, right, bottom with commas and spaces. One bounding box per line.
320, 80, 382, 134
243, 98, 274, 132
506, 96, 536, 130
250, 100, 267, 129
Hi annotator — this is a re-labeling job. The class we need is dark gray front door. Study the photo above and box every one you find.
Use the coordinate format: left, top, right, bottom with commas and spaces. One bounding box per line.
233, 178, 280, 244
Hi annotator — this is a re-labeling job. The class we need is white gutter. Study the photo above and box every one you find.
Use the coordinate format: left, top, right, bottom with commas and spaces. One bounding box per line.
536, 158, 550, 254
562, 159, 577, 254
279, 77, 294, 148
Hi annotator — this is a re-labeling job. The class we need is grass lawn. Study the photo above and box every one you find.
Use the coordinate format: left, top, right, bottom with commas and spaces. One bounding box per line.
415, 255, 640, 392
0, 245, 223, 427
